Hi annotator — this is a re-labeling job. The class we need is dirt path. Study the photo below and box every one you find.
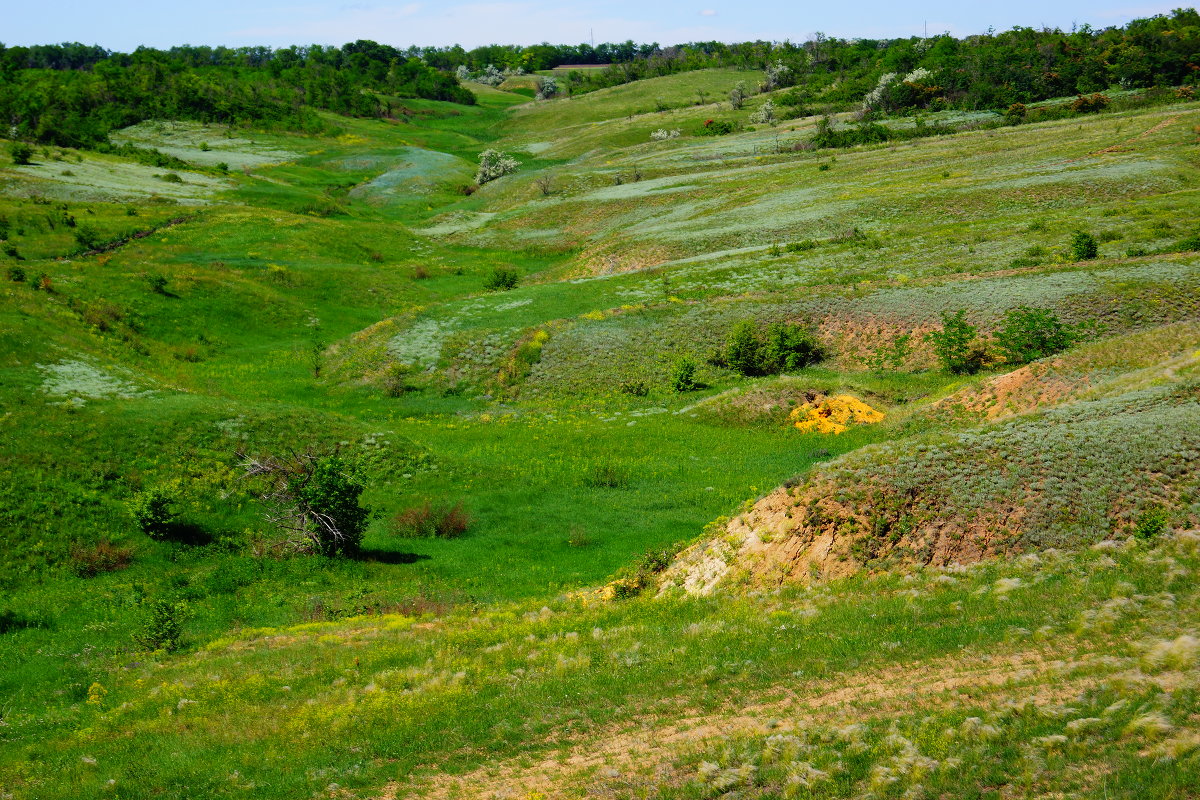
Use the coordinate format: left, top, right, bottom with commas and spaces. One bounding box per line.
376, 643, 1108, 800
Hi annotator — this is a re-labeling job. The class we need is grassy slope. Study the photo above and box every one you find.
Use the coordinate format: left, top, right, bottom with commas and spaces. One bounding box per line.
0, 70, 1198, 798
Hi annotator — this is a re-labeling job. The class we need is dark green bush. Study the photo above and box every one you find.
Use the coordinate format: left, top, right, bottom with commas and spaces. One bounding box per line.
725, 321, 825, 377
132, 600, 184, 652
695, 119, 737, 136
670, 356, 698, 392
290, 456, 369, 556
483, 268, 519, 291
1134, 506, 1169, 540
1071, 231, 1099, 261
9, 142, 34, 165
993, 306, 1080, 365
7, 266, 26, 282
926, 310, 986, 375
128, 488, 177, 540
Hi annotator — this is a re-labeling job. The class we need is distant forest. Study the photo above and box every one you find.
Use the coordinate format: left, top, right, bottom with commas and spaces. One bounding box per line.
1, 8, 1197, 148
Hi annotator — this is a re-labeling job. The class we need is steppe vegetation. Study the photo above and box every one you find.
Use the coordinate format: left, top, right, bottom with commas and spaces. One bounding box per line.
2, 11, 1200, 798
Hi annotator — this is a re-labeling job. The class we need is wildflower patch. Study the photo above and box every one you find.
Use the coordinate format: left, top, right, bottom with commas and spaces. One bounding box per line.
789, 394, 885, 435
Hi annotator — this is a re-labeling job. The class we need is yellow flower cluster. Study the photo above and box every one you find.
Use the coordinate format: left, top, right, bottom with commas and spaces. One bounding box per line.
789, 394, 885, 435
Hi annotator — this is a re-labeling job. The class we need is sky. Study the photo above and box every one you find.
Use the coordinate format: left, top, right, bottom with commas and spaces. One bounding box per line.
3, 1, 1193, 52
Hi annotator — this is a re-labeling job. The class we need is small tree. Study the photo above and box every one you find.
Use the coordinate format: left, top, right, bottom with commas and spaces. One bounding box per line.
482, 267, 519, 291
9, 142, 34, 165
926, 310, 986, 374
128, 487, 177, 540
670, 356, 698, 392
478, 64, 505, 86
1071, 231, 1099, 261
993, 306, 1078, 365
455, 64, 471, 81
533, 175, 553, 196
761, 60, 793, 92
535, 75, 558, 100
758, 322, 823, 373
241, 451, 370, 557
725, 320, 762, 375
750, 99, 778, 126
476, 149, 519, 184
729, 81, 749, 110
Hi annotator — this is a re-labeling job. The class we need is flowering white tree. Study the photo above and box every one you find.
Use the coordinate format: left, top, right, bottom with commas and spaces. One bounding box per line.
750, 99, 778, 126
535, 75, 558, 100
476, 149, 519, 184
650, 128, 681, 141
455, 65, 471, 81
761, 60, 793, 92
478, 64, 505, 87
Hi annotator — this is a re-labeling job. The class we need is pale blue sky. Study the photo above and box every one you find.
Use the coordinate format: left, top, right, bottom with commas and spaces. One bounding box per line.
4, 1, 1192, 51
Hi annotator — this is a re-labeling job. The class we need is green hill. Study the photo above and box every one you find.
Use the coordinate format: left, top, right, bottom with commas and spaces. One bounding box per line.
1, 54, 1199, 800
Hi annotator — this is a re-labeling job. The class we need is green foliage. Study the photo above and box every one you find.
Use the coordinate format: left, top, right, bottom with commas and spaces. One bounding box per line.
483, 267, 519, 291
9, 141, 34, 165
131, 599, 184, 652
7, 265, 25, 282
757, 323, 824, 374
993, 306, 1079, 365
696, 119, 737, 136
290, 456, 370, 556
128, 488, 177, 540
724, 321, 824, 377
1071, 230, 1099, 261
866, 334, 913, 372
611, 543, 680, 598
1133, 506, 1169, 540
926, 310, 986, 375
670, 356, 699, 392
618, 378, 649, 397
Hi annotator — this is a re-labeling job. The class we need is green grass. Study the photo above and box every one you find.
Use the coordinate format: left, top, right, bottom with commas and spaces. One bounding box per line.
1, 74, 1198, 799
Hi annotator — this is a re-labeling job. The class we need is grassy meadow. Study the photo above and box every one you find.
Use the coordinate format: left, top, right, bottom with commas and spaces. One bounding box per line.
1, 68, 1199, 798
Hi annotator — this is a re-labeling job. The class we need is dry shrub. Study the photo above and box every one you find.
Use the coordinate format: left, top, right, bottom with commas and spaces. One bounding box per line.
70, 539, 134, 577
391, 501, 472, 539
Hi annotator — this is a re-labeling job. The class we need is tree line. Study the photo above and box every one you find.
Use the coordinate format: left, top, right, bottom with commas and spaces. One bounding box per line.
0, 39, 475, 149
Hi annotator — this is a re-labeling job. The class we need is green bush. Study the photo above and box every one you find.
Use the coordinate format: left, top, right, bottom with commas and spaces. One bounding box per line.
696, 119, 737, 136
1134, 506, 1169, 540
9, 142, 34, 165
7, 266, 26, 283
724, 321, 824, 377
290, 456, 369, 556
132, 600, 184, 652
993, 306, 1079, 365
1071, 231, 1099, 261
926, 310, 987, 375
483, 268, 519, 292
670, 357, 698, 392
128, 488, 177, 540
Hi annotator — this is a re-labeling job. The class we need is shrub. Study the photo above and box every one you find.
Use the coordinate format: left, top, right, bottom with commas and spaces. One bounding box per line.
475, 149, 518, 184
926, 310, 986, 374
728, 81, 748, 110
132, 600, 184, 652
993, 306, 1079, 365
1070, 93, 1110, 113
483, 267, 519, 291
7, 266, 26, 282
696, 119, 737, 136
1004, 103, 1027, 125
611, 544, 679, 598
785, 240, 816, 252
69, 539, 134, 577
866, 333, 913, 372
670, 356, 698, 392
757, 322, 824, 373
9, 142, 34, 165
725, 321, 824, 377
749, 99, 777, 126
160, 172, 184, 183
1071, 231, 1099, 261
241, 451, 371, 556
650, 128, 681, 141
128, 488, 177, 540
390, 501, 471, 539
618, 378, 649, 396
1134, 506, 1169, 540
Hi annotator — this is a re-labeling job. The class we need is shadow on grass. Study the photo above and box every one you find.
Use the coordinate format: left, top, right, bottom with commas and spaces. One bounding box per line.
162, 521, 214, 546
355, 549, 430, 565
